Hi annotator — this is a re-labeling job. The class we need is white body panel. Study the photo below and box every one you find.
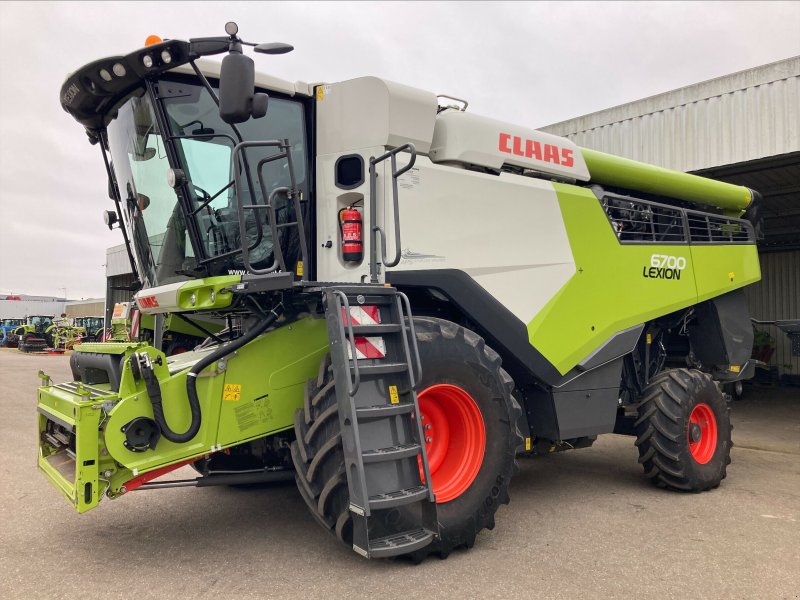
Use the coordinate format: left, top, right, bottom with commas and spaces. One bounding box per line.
430, 111, 590, 182
170, 60, 313, 97
315, 77, 438, 155
316, 153, 576, 324
133, 282, 185, 314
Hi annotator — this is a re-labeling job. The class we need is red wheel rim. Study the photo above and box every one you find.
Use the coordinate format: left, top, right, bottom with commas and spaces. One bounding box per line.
688, 403, 718, 464
417, 384, 485, 503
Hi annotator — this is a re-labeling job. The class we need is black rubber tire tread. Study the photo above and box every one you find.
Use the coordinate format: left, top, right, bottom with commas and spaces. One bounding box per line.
291, 316, 524, 561
634, 368, 732, 492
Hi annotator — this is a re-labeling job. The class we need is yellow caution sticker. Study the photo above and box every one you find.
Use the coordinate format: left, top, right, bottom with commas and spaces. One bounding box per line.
223, 383, 242, 402
729, 272, 735, 281
389, 385, 399, 404
646, 333, 652, 345
525, 437, 531, 451
315, 86, 325, 101
729, 365, 741, 373
296, 260, 303, 276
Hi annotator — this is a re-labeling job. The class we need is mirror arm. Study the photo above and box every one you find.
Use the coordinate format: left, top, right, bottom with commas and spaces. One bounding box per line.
189, 60, 247, 146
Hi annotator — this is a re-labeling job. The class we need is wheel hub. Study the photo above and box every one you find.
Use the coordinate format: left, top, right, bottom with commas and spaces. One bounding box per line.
417, 384, 486, 503
688, 402, 718, 465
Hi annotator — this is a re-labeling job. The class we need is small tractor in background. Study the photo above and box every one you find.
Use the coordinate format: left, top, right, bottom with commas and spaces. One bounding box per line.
73, 316, 106, 344
37, 24, 762, 561
0, 318, 24, 347
15, 315, 55, 353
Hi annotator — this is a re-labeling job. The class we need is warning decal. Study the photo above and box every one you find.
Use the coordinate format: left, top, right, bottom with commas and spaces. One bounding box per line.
234, 395, 272, 432
341, 306, 387, 360
223, 384, 242, 402
389, 385, 399, 404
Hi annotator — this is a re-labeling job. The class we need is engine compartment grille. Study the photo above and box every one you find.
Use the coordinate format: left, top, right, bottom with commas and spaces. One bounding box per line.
599, 191, 755, 246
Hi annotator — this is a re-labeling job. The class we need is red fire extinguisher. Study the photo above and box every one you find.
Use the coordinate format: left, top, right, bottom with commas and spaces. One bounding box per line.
339, 206, 363, 262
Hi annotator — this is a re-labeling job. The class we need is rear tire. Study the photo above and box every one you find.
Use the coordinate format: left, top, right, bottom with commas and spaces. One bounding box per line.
291, 317, 523, 560
634, 368, 732, 492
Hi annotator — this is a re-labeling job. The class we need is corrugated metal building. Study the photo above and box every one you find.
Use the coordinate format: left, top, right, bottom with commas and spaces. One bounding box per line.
65, 298, 105, 319
541, 56, 800, 380
0, 295, 68, 320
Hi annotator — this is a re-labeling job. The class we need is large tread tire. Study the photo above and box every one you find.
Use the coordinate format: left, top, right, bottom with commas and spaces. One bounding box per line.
634, 368, 732, 492
291, 317, 524, 561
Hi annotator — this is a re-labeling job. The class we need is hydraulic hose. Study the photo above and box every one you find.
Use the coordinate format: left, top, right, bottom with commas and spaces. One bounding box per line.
150, 303, 283, 444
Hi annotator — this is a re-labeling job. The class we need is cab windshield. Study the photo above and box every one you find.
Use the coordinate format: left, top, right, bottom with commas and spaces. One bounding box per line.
106, 75, 308, 287
107, 91, 188, 286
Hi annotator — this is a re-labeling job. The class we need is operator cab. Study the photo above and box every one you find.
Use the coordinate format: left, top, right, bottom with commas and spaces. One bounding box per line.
62, 23, 310, 289
27, 316, 54, 333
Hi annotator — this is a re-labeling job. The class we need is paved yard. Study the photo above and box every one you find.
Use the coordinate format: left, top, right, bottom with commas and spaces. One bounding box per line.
1, 349, 797, 599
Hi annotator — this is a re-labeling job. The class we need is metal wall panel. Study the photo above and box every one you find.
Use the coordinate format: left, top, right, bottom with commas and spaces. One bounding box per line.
106, 244, 134, 277
65, 301, 105, 318
743, 250, 800, 377
0, 301, 67, 319
541, 57, 800, 172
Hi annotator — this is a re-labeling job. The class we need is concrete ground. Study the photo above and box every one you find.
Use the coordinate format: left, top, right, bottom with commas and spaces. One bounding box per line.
1, 349, 797, 600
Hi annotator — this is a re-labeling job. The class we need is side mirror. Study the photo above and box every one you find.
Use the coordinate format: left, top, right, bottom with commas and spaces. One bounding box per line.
251, 93, 268, 119
219, 52, 269, 124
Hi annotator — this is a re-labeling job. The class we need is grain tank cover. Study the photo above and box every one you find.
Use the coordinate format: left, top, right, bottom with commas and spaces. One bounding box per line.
429, 111, 590, 182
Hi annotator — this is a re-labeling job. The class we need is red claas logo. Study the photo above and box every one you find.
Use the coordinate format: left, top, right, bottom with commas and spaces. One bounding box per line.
138, 296, 159, 309
498, 133, 574, 167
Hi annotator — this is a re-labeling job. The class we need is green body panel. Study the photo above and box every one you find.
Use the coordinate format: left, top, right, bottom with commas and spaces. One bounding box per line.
139, 313, 222, 338
38, 342, 147, 512
37, 319, 329, 512
37, 387, 108, 512
581, 148, 753, 214
527, 183, 761, 375
691, 245, 761, 303
175, 275, 240, 312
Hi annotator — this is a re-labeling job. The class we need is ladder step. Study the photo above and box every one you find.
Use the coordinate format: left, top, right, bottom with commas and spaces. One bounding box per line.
365, 528, 435, 558
352, 362, 407, 376
369, 485, 428, 509
349, 324, 402, 335
356, 402, 415, 419
362, 443, 421, 464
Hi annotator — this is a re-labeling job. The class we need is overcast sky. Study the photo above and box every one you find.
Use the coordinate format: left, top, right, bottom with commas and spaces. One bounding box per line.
0, 1, 798, 299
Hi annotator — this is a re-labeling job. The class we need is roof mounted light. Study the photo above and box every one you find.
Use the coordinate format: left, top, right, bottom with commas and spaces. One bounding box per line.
225, 21, 238, 36
167, 168, 186, 189
160, 50, 172, 64
145, 35, 162, 47
99, 68, 112, 82
142, 54, 153, 68
103, 210, 118, 230
112, 63, 126, 77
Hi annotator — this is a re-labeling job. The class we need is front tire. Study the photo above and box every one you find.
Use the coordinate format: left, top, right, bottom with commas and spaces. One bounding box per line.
291, 317, 523, 560
634, 368, 732, 492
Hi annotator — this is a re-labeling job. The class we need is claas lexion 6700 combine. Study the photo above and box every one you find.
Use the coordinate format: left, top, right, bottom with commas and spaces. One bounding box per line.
40, 23, 761, 560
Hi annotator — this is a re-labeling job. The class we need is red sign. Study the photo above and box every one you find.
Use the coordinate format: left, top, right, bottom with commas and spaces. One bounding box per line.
138, 296, 159, 309
498, 133, 574, 167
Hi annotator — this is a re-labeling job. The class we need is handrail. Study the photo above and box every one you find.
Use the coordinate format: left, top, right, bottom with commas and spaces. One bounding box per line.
368, 143, 417, 283
332, 291, 361, 396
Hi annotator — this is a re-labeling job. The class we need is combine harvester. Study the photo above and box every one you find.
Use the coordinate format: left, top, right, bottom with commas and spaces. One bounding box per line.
38, 24, 761, 560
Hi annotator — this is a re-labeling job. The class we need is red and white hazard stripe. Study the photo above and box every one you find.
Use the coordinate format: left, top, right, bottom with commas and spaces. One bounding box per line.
342, 306, 386, 359
130, 308, 141, 341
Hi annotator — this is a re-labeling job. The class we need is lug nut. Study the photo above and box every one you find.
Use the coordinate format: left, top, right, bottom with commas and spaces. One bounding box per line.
425, 437, 432, 443
423, 424, 431, 430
